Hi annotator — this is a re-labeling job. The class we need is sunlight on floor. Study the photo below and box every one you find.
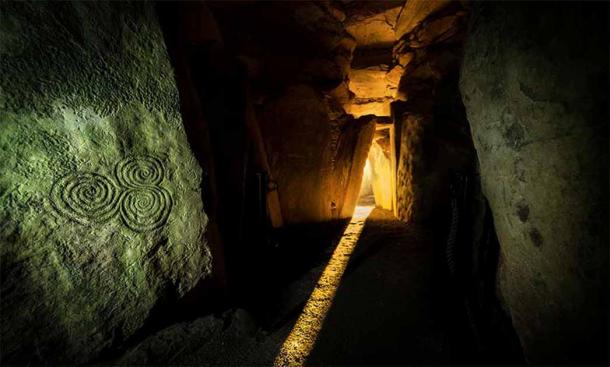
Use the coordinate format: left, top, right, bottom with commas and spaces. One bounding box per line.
274, 205, 374, 367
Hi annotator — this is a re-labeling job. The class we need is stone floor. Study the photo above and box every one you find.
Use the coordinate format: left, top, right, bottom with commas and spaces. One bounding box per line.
306, 207, 450, 365
114, 208, 463, 366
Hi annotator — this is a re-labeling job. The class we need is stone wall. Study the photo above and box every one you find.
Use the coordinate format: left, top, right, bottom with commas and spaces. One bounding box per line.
460, 2, 609, 364
338, 116, 376, 218
207, 2, 374, 224
0, 2, 211, 363
396, 112, 428, 221
393, 0, 474, 223
260, 86, 374, 222
368, 129, 393, 210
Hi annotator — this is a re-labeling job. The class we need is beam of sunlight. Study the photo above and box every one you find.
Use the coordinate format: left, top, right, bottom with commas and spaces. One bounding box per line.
274, 205, 374, 367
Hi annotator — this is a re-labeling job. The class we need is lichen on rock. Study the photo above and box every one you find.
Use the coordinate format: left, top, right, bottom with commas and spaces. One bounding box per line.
0, 1, 211, 364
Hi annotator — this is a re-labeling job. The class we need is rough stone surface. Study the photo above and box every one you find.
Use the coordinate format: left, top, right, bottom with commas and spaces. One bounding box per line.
393, 1, 471, 224
0, 2, 211, 364
339, 116, 376, 218
346, 63, 406, 118
115, 309, 264, 366
343, 1, 403, 48
347, 98, 392, 118
206, 2, 374, 224
395, 95, 473, 224
208, 1, 355, 92
395, 0, 451, 40
260, 85, 374, 223
406, 12, 466, 48
396, 113, 428, 222
342, 1, 405, 118
349, 67, 391, 100
460, 2, 609, 364
368, 131, 393, 210
114, 209, 470, 366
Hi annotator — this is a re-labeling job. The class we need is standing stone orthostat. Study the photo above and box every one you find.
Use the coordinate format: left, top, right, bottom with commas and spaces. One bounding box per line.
0, 2, 211, 364
460, 2, 608, 364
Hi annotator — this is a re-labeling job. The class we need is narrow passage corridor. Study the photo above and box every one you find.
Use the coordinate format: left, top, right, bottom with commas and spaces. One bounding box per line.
2, 2, 607, 365
303, 208, 450, 365
117, 208, 479, 366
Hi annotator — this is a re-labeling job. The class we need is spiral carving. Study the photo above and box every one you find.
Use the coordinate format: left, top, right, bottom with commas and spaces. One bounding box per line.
115, 155, 164, 188
119, 187, 173, 232
50, 172, 120, 224
50, 155, 174, 232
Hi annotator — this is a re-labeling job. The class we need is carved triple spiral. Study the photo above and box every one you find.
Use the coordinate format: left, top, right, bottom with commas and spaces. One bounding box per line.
50, 155, 173, 232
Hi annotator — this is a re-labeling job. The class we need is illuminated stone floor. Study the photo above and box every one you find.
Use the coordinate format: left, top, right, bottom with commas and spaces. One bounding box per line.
275, 205, 375, 366
306, 208, 450, 365
116, 208, 454, 366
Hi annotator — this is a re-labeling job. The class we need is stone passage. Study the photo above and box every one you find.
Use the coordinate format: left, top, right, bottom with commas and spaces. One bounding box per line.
50, 155, 173, 232
274, 206, 374, 367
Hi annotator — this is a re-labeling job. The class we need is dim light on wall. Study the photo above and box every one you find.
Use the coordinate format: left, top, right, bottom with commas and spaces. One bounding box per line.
274, 205, 374, 367
358, 158, 374, 201
364, 157, 372, 179
368, 140, 393, 210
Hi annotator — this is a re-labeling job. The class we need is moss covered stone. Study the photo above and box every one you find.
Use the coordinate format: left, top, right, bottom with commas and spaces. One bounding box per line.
0, 1, 211, 363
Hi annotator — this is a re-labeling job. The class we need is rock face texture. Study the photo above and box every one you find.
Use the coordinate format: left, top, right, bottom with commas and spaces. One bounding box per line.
394, 0, 451, 39
116, 309, 267, 366
260, 85, 375, 222
460, 3, 609, 364
393, 1, 473, 223
344, 1, 403, 49
368, 129, 394, 210
206, 2, 374, 224
0, 2, 211, 364
343, 1, 404, 117
396, 112, 428, 222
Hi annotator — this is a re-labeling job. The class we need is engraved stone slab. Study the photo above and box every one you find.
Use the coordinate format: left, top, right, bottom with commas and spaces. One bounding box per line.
50, 156, 174, 232
0, 2, 211, 364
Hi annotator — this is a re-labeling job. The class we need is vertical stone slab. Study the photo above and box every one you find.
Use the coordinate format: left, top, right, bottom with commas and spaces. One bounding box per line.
460, 2, 608, 364
396, 113, 428, 222
260, 85, 374, 223
0, 2, 211, 363
260, 84, 336, 223
368, 130, 393, 210
339, 117, 375, 218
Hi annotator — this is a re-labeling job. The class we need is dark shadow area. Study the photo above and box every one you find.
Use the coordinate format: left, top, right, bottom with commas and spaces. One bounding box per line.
92, 217, 350, 364
430, 172, 525, 365
305, 204, 524, 366
240, 219, 351, 327
307, 208, 449, 365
